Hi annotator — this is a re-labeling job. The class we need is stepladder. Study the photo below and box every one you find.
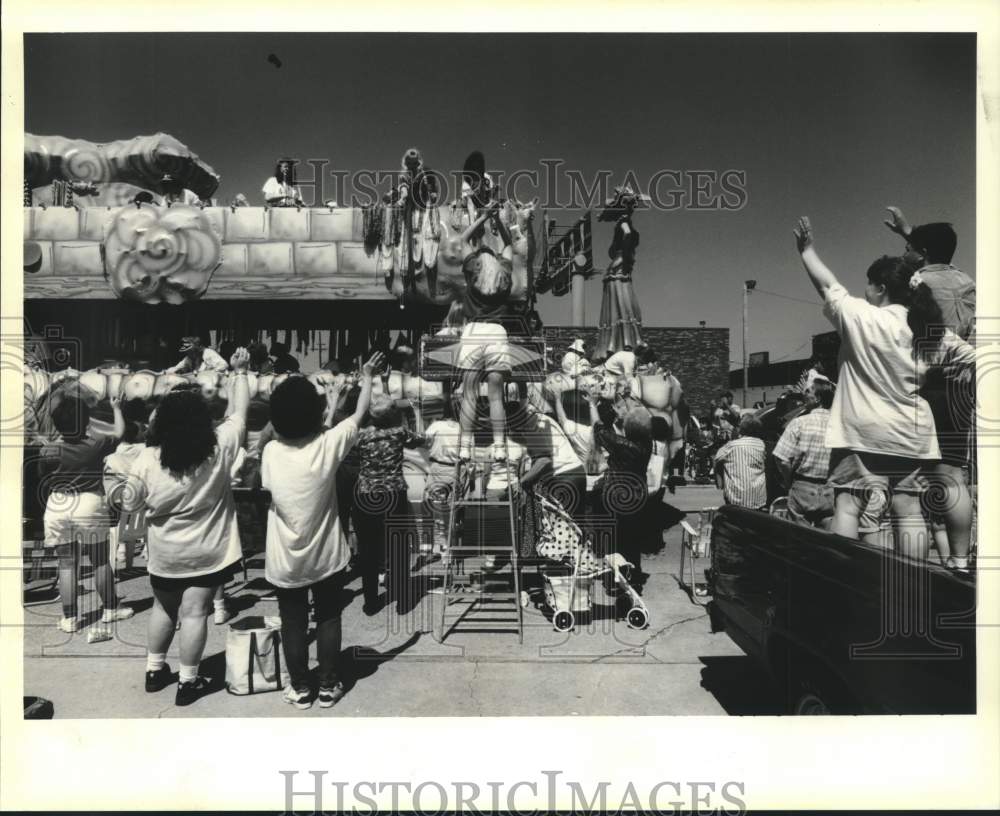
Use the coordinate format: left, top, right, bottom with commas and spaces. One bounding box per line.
437, 437, 526, 643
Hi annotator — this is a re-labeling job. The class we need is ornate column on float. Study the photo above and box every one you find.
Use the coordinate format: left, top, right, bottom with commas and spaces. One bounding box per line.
596, 185, 645, 355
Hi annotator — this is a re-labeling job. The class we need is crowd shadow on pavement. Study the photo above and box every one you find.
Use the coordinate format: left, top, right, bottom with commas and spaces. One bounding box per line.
343, 633, 422, 693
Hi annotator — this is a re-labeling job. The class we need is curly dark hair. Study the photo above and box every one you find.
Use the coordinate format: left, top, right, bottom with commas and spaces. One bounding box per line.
270, 376, 325, 440
147, 390, 217, 474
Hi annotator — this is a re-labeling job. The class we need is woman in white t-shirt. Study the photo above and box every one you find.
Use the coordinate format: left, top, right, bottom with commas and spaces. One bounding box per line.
794, 218, 974, 557
260, 354, 381, 709
124, 347, 251, 707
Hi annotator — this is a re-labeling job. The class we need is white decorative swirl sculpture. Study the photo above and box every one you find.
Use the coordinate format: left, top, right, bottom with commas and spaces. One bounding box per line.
102, 204, 222, 304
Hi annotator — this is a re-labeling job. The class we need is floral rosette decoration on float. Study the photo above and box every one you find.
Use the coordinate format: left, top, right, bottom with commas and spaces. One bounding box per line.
102, 204, 222, 304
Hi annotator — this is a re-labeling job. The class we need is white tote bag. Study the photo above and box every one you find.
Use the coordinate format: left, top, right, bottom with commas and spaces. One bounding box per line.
225, 617, 290, 695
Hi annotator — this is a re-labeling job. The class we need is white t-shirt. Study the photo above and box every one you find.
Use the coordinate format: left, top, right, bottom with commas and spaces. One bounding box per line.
823, 283, 939, 459
262, 177, 304, 204
425, 419, 461, 464
520, 412, 584, 476
129, 415, 245, 578
560, 416, 594, 463
166, 347, 229, 375
260, 418, 359, 589
604, 350, 636, 378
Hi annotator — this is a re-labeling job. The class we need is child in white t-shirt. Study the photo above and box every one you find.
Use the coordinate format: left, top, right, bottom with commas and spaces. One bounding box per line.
260, 353, 382, 710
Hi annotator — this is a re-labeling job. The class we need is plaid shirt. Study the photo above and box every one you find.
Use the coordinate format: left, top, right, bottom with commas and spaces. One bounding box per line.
714, 436, 767, 509
772, 408, 831, 481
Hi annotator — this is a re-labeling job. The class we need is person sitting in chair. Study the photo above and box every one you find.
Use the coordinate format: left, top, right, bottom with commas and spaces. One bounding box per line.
772, 378, 836, 528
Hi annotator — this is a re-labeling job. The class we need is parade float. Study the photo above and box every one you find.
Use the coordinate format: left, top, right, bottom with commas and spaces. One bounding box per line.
22, 134, 685, 434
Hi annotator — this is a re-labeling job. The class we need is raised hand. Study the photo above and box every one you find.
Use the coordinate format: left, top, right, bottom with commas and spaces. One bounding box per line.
793, 216, 814, 253
230, 346, 250, 372
883, 206, 911, 237
361, 351, 386, 377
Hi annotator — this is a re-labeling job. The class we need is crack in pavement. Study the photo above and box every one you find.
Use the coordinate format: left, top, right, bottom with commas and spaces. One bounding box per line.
588, 613, 706, 663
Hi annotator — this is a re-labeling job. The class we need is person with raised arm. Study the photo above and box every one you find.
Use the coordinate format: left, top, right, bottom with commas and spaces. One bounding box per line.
794, 216, 943, 557
884, 207, 977, 571
124, 346, 252, 706
40, 393, 130, 635
260, 352, 383, 709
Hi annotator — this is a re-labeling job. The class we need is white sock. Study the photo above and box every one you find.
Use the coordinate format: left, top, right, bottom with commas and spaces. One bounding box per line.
213, 599, 227, 612
178, 663, 198, 684
952, 556, 970, 570
146, 652, 166, 672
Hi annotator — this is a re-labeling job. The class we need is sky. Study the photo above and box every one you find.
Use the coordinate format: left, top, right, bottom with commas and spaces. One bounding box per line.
23, 33, 976, 368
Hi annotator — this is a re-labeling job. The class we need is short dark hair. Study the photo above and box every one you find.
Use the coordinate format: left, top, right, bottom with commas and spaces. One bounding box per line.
812, 379, 835, 409
737, 414, 764, 439
908, 222, 957, 265
721, 391, 733, 401
636, 345, 658, 366
121, 397, 149, 425
121, 397, 150, 444
866, 255, 913, 306
270, 376, 325, 440
51, 396, 88, 437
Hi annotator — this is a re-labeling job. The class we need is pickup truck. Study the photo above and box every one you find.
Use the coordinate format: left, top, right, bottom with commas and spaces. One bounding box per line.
707, 505, 976, 714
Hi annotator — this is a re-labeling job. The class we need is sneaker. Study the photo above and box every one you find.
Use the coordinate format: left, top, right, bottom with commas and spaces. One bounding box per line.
145, 665, 173, 693
317, 683, 346, 708
213, 606, 234, 625
175, 675, 213, 707
283, 686, 314, 710
101, 606, 135, 624
57, 617, 79, 633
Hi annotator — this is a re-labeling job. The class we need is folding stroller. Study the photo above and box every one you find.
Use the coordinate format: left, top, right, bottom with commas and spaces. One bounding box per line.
534, 494, 649, 632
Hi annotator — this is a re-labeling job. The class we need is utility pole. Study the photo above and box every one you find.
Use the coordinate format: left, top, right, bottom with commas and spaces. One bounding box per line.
743, 279, 756, 407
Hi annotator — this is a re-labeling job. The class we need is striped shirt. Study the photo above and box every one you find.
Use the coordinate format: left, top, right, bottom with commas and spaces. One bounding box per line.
772, 408, 832, 481
714, 436, 767, 509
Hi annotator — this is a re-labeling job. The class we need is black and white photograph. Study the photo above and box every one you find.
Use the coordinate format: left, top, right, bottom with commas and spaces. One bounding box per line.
2, 1, 998, 812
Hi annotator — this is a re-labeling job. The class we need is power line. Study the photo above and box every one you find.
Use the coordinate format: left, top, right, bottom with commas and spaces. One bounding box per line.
753, 287, 822, 307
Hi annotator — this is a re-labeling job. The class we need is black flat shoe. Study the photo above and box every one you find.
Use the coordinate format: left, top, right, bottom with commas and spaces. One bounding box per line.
145, 665, 173, 693
175, 675, 213, 707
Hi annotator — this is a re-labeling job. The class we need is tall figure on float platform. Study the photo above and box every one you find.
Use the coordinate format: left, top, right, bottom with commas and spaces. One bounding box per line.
596, 185, 644, 355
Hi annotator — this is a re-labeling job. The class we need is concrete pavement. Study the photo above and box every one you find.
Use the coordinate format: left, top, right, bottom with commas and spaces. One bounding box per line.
22, 485, 781, 717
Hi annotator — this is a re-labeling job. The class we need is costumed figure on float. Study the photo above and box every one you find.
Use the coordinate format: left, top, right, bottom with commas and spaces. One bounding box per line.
596, 185, 644, 355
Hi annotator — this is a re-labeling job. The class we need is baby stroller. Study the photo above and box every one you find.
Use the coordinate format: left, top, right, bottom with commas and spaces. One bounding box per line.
687, 430, 718, 484
534, 494, 649, 632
